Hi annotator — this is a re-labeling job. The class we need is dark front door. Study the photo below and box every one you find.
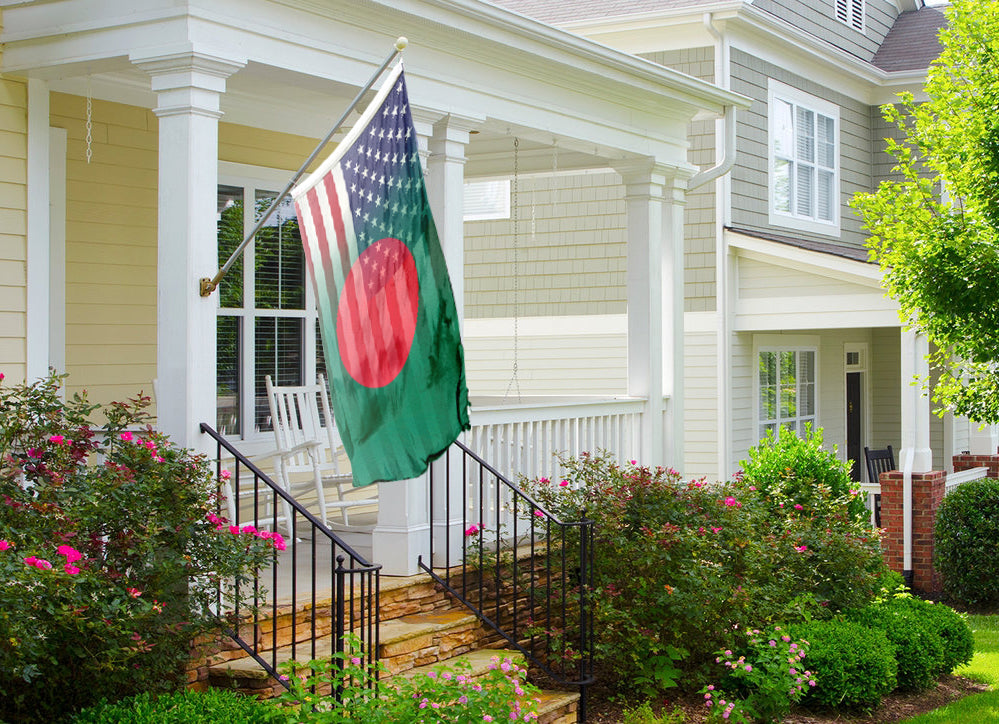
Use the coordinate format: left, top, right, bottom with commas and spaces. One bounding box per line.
847, 372, 862, 481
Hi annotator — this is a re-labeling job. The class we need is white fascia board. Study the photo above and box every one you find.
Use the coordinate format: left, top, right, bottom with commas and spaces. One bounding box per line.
734, 307, 902, 331
727, 230, 885, 289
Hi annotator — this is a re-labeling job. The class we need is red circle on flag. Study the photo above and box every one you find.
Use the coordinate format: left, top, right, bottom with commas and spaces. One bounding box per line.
337, 238, 420, 388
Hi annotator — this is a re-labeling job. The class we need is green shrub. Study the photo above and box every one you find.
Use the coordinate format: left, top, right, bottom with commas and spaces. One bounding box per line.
848, 597, 947, 691
788, 620, 896, 710
740, 424, 869, 522
0, 373, 277, 722
519, 441, 885, 693
935, 478, 999, 606
898, 597, 974, 673
70, 689, 281, 723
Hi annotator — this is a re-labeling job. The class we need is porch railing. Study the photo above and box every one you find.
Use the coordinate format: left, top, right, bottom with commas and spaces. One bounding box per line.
200, 423, 381, 689
468, 396, 644, 483
420, 440, 595, 721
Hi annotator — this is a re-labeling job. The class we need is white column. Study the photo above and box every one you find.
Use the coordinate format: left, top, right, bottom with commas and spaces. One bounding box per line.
617, 160, 690, 469
132, 50, 245, 451
427, 113, 481, 326
26, 78, 51, 381
970, 422, 999, 455
899, 328, 932, 581
371, 475, 430, 576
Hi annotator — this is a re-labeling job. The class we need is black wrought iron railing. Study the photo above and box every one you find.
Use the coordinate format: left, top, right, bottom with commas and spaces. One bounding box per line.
420, 440, 594, 720
200, 423, 381, 691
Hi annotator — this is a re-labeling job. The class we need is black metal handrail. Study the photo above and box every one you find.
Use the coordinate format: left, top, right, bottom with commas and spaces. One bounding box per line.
200, 423, 381, 692
420, 439, 594, 721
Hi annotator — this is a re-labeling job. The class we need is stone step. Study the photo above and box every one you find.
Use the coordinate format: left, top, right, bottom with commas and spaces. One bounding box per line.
207, 608, 486, 695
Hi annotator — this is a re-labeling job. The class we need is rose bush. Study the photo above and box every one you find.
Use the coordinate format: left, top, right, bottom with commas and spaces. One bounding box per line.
520, 432, 885, 694
0, 373, 277, 722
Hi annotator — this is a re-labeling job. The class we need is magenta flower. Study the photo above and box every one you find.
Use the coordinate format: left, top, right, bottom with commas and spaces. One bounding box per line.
711, 526, 723, 533
724, 496, 737, 507
795, 544, 808, 552
120, 431, 134, 442
23, 555, 37, 566
49, 435, 65, 445
57, 545, 83, 563
272, 533, 287, 551
27, 448, 41, 459
534, 510, 545, 519
228, 525, 240, 535
240, 525, 257, 535
465, 523, 481, 536
64, 564, 81, 575
127, 587, 142, 598
0, 540, 11, 551
794, 503, 804, 510
559, 479, 569, 487
220, 469, 232, 480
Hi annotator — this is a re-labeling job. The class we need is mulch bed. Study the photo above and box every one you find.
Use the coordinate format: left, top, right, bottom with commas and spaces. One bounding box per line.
585, 675, 989, 723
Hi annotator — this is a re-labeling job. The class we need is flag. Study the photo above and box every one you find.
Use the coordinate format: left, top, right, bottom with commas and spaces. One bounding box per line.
292, 63, 470, 487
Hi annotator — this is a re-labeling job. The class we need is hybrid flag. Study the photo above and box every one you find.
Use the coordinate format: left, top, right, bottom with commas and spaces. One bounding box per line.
292, 63, 470, 487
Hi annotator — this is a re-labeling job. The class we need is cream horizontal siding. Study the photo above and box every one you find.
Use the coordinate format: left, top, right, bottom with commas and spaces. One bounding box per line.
739, 257, 863, 298
51, 92, 157, 407
870, 326, 901, 452
731, 331, 755, 471
683, 330, 719, 480
463, 315, 627, 396
464, 170, 626, 320
219, 122, 318, 172
0, 76, 26, 382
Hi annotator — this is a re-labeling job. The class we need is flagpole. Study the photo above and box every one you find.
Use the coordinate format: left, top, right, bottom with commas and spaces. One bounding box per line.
200, 36, 409, 297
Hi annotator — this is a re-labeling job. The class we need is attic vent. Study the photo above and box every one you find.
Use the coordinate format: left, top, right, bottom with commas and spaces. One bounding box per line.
835, 0, 865, 32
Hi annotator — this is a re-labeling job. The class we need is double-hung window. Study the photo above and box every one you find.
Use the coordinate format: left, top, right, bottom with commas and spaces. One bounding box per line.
758, 347, 817, 440
769, 80, 840, 235
216, 165, 326, 440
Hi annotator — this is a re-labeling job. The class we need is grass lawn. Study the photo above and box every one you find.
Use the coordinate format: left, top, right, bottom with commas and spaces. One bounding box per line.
899, 614, 999, 723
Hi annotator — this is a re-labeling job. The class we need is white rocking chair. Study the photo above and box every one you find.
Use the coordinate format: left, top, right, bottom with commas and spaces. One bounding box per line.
265, 374, 377, 529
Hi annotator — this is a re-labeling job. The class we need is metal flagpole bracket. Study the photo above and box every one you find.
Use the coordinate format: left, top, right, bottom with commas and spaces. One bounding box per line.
199, 36, 409, 298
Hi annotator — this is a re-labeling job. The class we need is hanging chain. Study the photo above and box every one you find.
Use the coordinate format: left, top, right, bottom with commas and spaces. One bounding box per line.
504, 137, 522, 403
85, 77, 93, 164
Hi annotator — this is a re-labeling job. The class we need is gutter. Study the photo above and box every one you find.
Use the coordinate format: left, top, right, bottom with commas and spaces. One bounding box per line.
688, 13, 739, 190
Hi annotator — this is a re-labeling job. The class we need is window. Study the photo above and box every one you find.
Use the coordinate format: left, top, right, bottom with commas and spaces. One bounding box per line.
216, 168, 325, 439
758, 348, 817, 440
835, 0, 865, 32
464, 179, 510, 221
768, 80, 840, 235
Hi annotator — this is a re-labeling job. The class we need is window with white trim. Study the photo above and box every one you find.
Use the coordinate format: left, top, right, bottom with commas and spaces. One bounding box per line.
768, 80, 840, 235
835, 0, 865, 32
216, 175, 326, 438
758, 348, 817, 440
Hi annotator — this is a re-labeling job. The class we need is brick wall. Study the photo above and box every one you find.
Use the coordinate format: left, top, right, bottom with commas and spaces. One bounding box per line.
879, 469, 946, 593
952, 452, 999, 478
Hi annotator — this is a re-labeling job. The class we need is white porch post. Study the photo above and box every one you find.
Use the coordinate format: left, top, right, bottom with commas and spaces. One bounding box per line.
26, 78, 51, 382
427, 113, 480, 566
899, 328, 932, 582
618, 161, 688, 469
970, 422, 999, 455
132, 49, 245, 451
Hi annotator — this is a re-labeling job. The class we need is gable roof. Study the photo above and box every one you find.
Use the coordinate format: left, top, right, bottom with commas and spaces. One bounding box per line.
872, 6, 948, 72
486, 0, 735, 26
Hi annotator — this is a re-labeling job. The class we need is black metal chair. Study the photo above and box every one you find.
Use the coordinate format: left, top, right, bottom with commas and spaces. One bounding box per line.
864, 445, 895, 527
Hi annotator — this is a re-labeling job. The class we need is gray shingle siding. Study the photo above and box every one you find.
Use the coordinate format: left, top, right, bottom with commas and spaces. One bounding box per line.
730, 47, 873, 253
751, 0, 898, 62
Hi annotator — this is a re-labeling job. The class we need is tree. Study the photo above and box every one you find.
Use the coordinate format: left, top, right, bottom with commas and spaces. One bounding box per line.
853, 0, 999, 423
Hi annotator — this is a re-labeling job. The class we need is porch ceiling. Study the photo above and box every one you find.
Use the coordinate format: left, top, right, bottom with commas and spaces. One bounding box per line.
0, 0, 748, 176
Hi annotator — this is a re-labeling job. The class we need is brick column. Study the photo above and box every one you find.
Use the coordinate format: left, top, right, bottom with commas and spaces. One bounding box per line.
879, 469, 946, 593
953, 452, 999, 478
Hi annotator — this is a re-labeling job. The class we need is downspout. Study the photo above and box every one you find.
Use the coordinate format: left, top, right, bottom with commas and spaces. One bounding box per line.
688, 16, 736, 191
689, 12, 736, 481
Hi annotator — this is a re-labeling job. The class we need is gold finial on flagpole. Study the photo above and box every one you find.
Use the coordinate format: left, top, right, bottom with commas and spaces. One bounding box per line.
396, 37, 408, 51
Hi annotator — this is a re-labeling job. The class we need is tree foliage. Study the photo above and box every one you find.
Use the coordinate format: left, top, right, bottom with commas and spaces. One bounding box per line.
853, 0, 999, 422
